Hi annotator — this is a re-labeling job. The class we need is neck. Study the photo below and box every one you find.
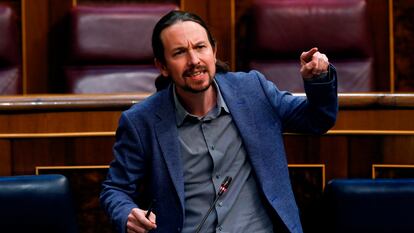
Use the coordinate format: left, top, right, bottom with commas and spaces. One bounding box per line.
176, 85, 217, 117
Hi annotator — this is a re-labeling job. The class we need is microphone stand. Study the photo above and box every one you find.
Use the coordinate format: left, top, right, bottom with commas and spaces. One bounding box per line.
194, 176, 232, 233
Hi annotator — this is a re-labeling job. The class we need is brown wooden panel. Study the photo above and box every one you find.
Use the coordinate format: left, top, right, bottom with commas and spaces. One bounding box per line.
0, 139, 11, 176
382, 135, 414, 163
0, 111, 121, 133
47, 0, 74, 93
0, 93, 412, 178
318, 136, 349, 181
285, 135, 325, 164
373, 164, 414, 178
0, 94, 413, 133
285, 135, 349, 181
181, 0, 208, 20
393, 0, 414, 92
77, 0, 179, 4
0, 94, 140, 133
21, 0, 72, 93
22, 0, 49, 93
347, 136, 383, 178
11, 136, 114, 175
285, 134, 414, 180
366, 0, 390, 91
207, 0, 233, 69
334, 109, 414, 131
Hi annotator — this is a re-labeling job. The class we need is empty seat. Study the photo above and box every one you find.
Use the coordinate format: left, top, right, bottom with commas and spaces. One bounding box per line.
0, 4, 21, 94
244, 0, 373, 92
64, 4, 178, 93
0, 174, 78, 233
324, 179, 414, 233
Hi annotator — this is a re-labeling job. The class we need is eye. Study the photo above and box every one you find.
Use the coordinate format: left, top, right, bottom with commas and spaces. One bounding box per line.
172, 49, 185, 57
196, 44, 206, 50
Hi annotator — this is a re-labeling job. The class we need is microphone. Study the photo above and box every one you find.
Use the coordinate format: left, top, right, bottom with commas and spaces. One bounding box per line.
218, 176, 232, 196
194, 176, 232, 233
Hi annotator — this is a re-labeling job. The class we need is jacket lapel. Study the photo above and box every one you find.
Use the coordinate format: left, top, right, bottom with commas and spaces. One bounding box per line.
154, 87, 185, 215
216, 73, 301, 233
215, 74, 261, 165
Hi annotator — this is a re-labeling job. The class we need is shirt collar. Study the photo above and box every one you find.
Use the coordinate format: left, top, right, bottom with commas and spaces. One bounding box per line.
173, 80, 229, 127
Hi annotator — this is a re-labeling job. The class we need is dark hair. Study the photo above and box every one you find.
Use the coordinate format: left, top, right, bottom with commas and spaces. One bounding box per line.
152, 10, 229, 91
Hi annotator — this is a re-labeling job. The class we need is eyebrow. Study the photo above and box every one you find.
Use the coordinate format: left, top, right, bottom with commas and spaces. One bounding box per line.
170, 41, 207, 52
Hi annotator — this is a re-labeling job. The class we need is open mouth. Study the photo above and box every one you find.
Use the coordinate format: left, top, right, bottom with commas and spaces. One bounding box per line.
188, 71, 204, 78
184, 66, 208, 79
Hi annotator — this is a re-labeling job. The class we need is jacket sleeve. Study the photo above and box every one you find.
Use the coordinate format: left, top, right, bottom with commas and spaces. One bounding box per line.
100, 111, 147, 233
258, 64, 338, 134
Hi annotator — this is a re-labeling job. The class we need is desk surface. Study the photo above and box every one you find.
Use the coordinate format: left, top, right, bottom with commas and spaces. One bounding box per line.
0, 94, 413, 185
0, 93, 413, 133
0, 93, 414, 111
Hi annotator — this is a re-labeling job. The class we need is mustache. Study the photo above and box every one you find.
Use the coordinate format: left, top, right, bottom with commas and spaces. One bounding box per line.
183, 65, 208, 77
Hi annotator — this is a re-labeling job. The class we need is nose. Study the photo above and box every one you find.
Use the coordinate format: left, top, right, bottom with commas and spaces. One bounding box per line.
187, 49, 200, 66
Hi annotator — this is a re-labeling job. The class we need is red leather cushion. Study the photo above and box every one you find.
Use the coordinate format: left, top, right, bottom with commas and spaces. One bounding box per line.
0, 5, 20, 94
70, 4, 178, 64
251, 0, 371, 59
65, 4, 178, 94
65, 65, 158, 93
0, 68, 20, 94
0, 5, 19, 66
248, 0, 373, 92
250, 59, 373, 92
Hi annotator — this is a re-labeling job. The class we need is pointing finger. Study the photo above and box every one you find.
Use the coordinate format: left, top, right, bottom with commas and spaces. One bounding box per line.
300, 47, 318, 64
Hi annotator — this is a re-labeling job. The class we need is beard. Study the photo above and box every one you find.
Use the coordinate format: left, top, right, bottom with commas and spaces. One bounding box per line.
180, 65, 214, 93
182, 76, 214, 93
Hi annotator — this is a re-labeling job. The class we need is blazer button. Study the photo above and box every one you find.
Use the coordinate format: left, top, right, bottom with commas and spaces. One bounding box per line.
177, 227, 181, 232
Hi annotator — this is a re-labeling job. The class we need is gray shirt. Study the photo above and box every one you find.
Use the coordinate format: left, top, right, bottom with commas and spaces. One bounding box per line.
174, 82, 274, 233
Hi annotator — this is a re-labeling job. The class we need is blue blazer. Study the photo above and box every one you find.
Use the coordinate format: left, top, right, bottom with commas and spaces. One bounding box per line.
101, 69, 338, 233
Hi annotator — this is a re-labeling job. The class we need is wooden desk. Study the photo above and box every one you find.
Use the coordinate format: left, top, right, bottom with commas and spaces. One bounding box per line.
1, 93, 413, 132
1, 93, 413, 233
0, 94, 145, 176
0, 93, 413, 178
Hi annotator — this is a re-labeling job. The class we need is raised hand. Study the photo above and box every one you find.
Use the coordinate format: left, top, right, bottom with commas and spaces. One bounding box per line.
300, 47, 329, 80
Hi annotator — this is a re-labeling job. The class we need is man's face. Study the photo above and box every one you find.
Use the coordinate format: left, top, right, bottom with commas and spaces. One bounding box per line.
157, 21, 217, 95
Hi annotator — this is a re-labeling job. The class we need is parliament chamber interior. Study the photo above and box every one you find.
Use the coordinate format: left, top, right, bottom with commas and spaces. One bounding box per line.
0, 0, 413, 232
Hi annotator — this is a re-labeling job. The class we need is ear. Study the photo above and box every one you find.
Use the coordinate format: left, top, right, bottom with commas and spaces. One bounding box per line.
154, 58, 169, 77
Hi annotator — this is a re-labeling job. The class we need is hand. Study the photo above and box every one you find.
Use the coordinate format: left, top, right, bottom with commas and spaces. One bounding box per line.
126, 208, 157, 233
300, 47, 329, 80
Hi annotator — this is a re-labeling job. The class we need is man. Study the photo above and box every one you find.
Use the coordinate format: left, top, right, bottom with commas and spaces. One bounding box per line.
101, 10, 337, 233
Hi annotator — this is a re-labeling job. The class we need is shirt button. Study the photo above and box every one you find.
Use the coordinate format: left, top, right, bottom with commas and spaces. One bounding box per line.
218, 201, 223, 207
215, 174, 221, 179
211, 145, 215, 150
218, 226, 223, 231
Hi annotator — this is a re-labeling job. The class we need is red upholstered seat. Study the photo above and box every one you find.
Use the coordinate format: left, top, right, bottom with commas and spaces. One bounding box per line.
246, 0, 373, 92
65, 4, 178, 94
0, 4, 21, 94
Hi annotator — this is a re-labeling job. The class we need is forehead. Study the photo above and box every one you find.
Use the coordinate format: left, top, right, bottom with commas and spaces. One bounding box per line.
160, 21, 209, 48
